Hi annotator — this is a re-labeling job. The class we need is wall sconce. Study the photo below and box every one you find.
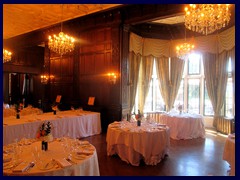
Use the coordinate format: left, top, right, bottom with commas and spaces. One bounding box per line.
41, 74, 55, 84
108, 72, 117, 85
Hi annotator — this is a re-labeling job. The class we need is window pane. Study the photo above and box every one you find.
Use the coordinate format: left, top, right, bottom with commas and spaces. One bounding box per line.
225, 77, 233, 118
187, 79, 200, 114
144, 60, 165, 112
204, 81, 214, 116
188, 53, 200, 75
144, 80, 153, 112
174, 79, 184, 108
154, 79, 165, 111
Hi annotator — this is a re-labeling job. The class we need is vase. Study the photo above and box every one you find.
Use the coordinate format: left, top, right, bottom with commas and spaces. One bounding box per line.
41, 141, 48, 151
16, 112, 20, 119
137, 120, 141, 126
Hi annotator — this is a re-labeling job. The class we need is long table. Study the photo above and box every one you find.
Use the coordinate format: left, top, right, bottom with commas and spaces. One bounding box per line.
3, 110, 101, 145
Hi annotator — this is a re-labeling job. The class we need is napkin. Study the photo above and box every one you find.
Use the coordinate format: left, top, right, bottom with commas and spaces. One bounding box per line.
12, 161, 30, 172
79, 141, 90, 145
76, 150, 94, 156
54, 158, 72, 168
229, 134, 235, 139
3, 154, 12, 163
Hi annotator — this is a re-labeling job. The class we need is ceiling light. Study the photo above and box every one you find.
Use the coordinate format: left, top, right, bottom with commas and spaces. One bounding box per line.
184, 4, 231, 35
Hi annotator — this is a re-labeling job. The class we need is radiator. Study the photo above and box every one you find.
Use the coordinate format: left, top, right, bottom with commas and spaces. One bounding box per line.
216, 117, 234, 135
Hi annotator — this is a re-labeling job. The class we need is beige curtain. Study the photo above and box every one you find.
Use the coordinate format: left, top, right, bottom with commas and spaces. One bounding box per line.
227, 47, 235, 116
156, 56, 185, 111
138, 55, 154, 113
129, 51, 141, 113
202, 52, 228, 127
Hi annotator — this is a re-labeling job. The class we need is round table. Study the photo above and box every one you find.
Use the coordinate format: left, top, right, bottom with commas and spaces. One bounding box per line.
3, 139, 100, 176
223, 134, 235, 176
157, 113, 205, 140
106, 121, 170, 166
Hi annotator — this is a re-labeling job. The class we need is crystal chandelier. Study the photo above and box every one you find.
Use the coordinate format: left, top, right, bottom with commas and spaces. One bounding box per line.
176, 28, 194, 60
184, 4, 231, 35
176, 43, 195, 60
3, 49, 12, 63
48, 5, 75, 56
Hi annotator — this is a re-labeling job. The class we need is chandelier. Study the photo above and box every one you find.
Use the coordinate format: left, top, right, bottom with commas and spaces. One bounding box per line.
176, 43, 195, 60
176, 28, 195, 60
48, 5, 75, 56
3, 49, 12, 63
184, 4, 231, 35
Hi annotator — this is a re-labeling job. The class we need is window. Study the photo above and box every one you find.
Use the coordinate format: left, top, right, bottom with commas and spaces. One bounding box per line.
143, 60, 165, 112
133, 54, 234, 118
187, 79, 200, 114
204, 82, 214, 116
225, 58, 234, 118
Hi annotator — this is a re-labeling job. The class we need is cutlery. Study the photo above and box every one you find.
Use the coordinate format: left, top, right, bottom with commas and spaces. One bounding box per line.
25, 162, 35, 172
66, 157, 76, 165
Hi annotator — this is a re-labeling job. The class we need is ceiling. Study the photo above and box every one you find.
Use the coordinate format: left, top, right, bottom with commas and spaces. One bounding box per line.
3, 4, 122, 40
3, 4, 235, 40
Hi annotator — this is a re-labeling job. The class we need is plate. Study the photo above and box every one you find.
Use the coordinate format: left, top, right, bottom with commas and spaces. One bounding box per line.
3, 162, 14, 170
37, 160, 56, 170
72, 154, 87, 160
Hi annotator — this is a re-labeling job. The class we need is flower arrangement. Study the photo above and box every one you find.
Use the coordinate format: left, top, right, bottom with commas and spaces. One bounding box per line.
178, 104, 183, 114
15, 103, 23, 113
36, 121, 53, 140
135, 110, 142, 120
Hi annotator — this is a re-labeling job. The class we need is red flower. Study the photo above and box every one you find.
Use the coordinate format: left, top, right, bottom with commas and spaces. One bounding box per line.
41, 130, 46, 136
36, 132, 41, 138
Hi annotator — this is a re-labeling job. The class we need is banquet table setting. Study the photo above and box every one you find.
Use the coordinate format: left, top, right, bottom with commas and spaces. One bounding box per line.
106, 120, 170, 166
3, 105, 42, 118
223, 133, 235, 176
154, 111, 205, 140
3, 109, 101, 145
3, 137, 100, 176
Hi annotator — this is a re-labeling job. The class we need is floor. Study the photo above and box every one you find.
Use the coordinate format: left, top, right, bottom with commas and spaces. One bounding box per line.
81, 129, 230, 176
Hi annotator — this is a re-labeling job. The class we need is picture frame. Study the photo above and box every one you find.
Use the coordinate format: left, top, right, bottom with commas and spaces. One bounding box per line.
88, 97, 95, 106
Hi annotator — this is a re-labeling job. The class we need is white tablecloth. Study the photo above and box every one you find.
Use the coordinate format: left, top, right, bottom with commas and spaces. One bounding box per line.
223, 134, 235, 176
106, 121, 170, 166
3, 139, 100, 176
156, 112, 205, 140
3, 110, 101, 145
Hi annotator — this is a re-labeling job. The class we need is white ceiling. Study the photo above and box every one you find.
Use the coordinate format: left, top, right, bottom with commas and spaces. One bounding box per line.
3, 4, 122, 40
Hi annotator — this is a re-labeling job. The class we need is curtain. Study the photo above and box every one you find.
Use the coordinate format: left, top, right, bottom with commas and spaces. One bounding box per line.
227, 47, 235, 116
155, 56, 185, 111
138, 55, 154, 113
202, 52, 228, 127
129, 51, 141, 113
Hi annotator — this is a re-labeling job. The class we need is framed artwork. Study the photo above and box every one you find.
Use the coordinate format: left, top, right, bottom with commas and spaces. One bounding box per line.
56, 95, 62, 103
88, 97, 95, 106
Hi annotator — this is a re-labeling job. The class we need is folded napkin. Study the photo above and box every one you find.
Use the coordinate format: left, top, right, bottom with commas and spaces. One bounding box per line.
76, 150, 94, 156
79, 141, 90, 145
229, 134, 235, 139
12, 161, 30, 172
54, 158, 72, 168
3, 154, 12, 163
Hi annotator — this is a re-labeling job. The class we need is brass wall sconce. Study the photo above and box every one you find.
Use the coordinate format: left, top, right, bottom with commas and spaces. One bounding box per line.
40, 74, 55, 84
108, 72, 117, 84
